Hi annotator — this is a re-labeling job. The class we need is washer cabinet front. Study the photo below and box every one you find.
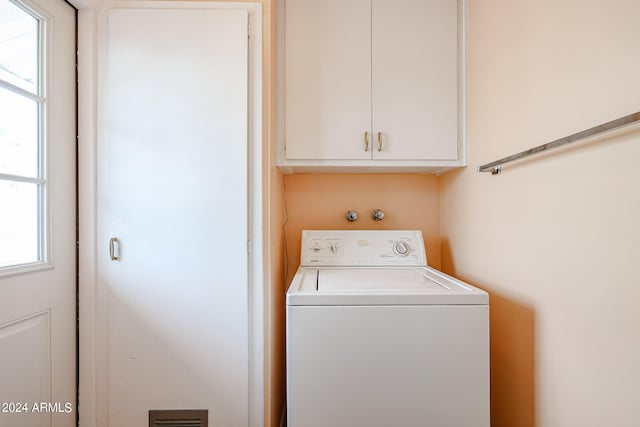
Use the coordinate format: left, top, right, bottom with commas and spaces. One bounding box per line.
286, 304, 489, 427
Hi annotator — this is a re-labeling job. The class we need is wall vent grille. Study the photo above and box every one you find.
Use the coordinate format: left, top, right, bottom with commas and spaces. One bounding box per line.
149, 409, 208, 427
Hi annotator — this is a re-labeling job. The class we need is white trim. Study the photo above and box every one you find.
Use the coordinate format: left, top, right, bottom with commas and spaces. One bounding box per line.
37, 0, 50, 269
276, 0, 286, 169
459, 0, 468, 167
76, 3, 264, 427
0, 173, 45, 184
0, 261, 53, 278
77, 9, 99, 427
245, 6, 265, 427
0, 79, 44, 102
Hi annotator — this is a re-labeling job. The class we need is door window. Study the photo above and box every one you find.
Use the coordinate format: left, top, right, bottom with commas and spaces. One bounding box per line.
0, 0, 46, 270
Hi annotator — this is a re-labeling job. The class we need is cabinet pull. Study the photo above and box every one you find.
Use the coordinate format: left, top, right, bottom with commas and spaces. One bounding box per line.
377, 132, 383, 151
364, 131, 370, 151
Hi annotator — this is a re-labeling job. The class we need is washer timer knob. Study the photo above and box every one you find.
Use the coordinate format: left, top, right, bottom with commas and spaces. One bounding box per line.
393, 241, 410, 256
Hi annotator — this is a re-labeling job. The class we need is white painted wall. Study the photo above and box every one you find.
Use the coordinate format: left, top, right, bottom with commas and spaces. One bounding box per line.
440, 0, 640, 426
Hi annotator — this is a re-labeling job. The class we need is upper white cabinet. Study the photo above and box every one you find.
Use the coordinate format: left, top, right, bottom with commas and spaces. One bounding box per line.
373, 0, 458, 161
278, 0, 466, 173
284, 0, 372, 161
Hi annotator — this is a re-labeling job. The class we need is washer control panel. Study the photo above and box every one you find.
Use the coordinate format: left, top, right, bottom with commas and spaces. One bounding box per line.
300, 230, 426, 266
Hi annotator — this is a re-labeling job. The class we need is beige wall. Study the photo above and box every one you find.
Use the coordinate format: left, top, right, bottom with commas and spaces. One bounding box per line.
283, 174, 441, 285
272, 1, 640, 426
440, 0, 640, 425
267, 167, 285, 427
256, 1, 286, 426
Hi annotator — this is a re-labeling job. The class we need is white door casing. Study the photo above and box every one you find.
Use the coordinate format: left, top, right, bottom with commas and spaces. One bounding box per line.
76, 2, 263, 427
0, 0, 76, 426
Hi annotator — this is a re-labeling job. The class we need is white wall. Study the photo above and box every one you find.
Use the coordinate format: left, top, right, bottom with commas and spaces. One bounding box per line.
440, 0, 640, 425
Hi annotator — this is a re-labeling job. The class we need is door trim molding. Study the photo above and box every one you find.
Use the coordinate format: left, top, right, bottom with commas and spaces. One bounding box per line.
75, 2, 264, 426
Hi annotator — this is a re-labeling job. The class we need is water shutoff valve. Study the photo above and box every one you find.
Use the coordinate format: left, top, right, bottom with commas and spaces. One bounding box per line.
372, 209, 385, 221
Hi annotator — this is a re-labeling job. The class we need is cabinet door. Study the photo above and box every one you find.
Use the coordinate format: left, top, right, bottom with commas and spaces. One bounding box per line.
372, 0, 459, 160
285, 0, 372, 160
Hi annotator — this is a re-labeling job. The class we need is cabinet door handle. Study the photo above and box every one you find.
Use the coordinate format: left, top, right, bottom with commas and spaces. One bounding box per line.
109, 237, 120, 261
364, 131, 370, 151
377, 132, 383, 151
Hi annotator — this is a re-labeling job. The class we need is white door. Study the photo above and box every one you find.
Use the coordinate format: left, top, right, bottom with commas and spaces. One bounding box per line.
285, 0, 372, 160
97, 7, 250, 426
372, 0, 459, 160
0, 0, 76, 426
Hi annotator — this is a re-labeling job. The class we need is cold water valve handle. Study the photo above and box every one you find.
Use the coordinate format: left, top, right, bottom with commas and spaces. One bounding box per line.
345, 210, 359, 222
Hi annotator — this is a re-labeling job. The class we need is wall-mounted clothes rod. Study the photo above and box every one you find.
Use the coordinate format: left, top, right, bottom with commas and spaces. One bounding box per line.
477, 111, 640, 174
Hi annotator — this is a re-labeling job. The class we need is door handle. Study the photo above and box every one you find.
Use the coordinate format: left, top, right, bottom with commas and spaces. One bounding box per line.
364, 131, 370, 152
109, 237, 120, 261
377, 132, 383, 152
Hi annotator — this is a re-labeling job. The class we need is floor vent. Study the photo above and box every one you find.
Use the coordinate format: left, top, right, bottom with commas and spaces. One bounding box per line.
149, 409, 208, 427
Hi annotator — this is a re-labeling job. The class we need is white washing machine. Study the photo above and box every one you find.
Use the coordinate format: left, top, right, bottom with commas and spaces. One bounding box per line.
286, 230, 490, 427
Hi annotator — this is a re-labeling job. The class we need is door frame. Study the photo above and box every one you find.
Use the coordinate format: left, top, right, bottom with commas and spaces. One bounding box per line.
73, 2, 264, 426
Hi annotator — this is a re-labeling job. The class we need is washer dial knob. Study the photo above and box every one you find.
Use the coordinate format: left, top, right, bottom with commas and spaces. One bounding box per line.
393, 241, 410, 256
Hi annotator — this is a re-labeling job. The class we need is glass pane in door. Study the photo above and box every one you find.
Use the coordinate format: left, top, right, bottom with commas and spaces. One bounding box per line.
0, 0, 39, 94
0, 180, 39, 267
0, 86, 39, 177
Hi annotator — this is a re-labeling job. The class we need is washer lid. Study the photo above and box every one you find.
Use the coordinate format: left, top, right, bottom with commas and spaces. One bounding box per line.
287, 267, 489, 306
318, 269, 445, 292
